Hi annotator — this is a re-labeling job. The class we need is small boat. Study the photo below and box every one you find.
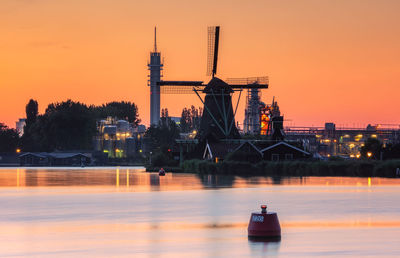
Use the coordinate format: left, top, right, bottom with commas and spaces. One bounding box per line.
159, 168, 165, 176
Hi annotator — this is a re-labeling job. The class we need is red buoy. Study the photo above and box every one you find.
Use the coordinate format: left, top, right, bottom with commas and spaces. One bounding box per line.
248, 205, 281, 240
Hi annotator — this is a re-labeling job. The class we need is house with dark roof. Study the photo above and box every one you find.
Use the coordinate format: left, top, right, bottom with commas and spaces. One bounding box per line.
19, 152, 91, 166
260, 141, 311, 161
203, 141, 240, 162
203, 140, 311, 162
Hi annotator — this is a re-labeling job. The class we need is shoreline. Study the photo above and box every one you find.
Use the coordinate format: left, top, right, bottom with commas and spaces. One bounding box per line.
148, 159, 400, 178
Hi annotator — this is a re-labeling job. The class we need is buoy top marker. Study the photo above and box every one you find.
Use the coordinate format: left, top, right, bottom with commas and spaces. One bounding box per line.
261, 205, 267, 213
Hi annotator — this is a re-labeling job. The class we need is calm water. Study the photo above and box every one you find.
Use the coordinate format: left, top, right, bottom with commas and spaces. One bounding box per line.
1, 167, 400, 257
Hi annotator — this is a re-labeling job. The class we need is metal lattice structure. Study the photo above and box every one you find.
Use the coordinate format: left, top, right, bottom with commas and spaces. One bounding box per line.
226, 76, 269, 86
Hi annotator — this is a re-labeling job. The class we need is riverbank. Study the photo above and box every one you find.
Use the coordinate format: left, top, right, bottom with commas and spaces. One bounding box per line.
146, 159, 400, 178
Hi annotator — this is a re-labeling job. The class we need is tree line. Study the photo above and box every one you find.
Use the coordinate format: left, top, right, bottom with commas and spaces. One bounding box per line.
0, 99, 140, 152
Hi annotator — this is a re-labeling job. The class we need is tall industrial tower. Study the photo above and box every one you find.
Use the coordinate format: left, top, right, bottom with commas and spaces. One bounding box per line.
148, 27, 163, 126
243, 89, 262, 134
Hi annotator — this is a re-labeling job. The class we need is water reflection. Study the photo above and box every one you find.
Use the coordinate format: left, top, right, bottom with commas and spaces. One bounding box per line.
248, 238, 281, 256
1, 167, 400, 257
0, 167, 400, 190
197, 173, 235, 188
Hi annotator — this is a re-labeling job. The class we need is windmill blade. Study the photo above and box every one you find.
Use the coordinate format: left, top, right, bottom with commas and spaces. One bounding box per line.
158, 80, 204, 86
158, 80, 205, 94
207, 26, 220, 77
160, 85, 206, 94
226, 76, 269, 89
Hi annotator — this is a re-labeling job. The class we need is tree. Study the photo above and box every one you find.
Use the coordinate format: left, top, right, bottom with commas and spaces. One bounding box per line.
0, 123, 19, 152
95, 101, 141, 126
25, 99, 38, 127
145, 108, 180, 155
360, 138, 382, 159
179, 105, 202, 133
382, 143, 400, 160
20, 99, 142, 152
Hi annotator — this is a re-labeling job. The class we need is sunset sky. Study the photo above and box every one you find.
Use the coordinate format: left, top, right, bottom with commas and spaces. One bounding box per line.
1, 0, 399, 129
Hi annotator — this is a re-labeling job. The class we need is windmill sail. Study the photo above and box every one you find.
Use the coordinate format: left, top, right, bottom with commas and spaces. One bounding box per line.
207, 26, 220, 77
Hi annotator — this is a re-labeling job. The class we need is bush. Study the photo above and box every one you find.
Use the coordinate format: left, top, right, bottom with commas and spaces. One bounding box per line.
182, 159, 400, 178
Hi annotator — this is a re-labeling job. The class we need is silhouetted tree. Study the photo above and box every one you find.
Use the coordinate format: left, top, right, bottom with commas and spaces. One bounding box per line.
94, 101, 140, 126
382, 143, 400, 160
20, 99, 141, 151
360, 138, 382, 159
0, 123, 19, 152
145, 108, 180, 158
25, 99, 38, 127
180, 105, 202, 133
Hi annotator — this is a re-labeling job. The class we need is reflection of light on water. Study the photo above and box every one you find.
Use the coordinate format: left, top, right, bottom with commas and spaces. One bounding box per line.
116, 167, 119, 188
126, 169, 129, 187
2, 168, 400, 189
16, 168, 20, 187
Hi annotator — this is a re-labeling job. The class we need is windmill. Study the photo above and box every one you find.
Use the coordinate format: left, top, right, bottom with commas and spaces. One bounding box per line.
158, 26, 268, 141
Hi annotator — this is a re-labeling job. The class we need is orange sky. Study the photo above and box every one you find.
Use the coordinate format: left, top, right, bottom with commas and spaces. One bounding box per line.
1, 0, 399, 129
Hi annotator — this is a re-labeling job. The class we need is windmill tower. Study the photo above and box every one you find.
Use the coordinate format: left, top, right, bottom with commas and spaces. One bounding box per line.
148, 27, 163, 126
158, 26, 269, 141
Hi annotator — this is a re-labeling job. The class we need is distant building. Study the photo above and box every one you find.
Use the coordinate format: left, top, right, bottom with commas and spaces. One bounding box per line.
15, 118, 26, 136
94, 117, 146, 158
285, 122, 400, 158
18, 152, 91, 166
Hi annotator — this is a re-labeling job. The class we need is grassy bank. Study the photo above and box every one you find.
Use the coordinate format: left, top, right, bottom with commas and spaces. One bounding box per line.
145, 166, 183, 173
181, 159, 400, 178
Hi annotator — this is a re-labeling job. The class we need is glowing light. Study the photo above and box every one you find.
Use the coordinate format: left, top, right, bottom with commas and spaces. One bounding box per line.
116, 168, 119, 188
139, 149, 143, 153
192, 130, 197, 134
16, 148, 21, 153
368, 177, 371, 187
367, 152, 372, 158
126, 169, 129, 187
371, 134, 377, 138
356, 154, 361, 158
103, 150, 109, 153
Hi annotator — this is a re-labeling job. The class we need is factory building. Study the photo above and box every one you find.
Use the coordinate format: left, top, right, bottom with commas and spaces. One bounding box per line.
285, 123, 400, 158
94, 117, 146, 158
15, 118, 26, 136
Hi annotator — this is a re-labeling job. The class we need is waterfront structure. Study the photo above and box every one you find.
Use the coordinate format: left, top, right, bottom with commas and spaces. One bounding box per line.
18, 152, 91, 166
15, 118, 26, 136
148, 27, 163, 126
203, 140, 311, 162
